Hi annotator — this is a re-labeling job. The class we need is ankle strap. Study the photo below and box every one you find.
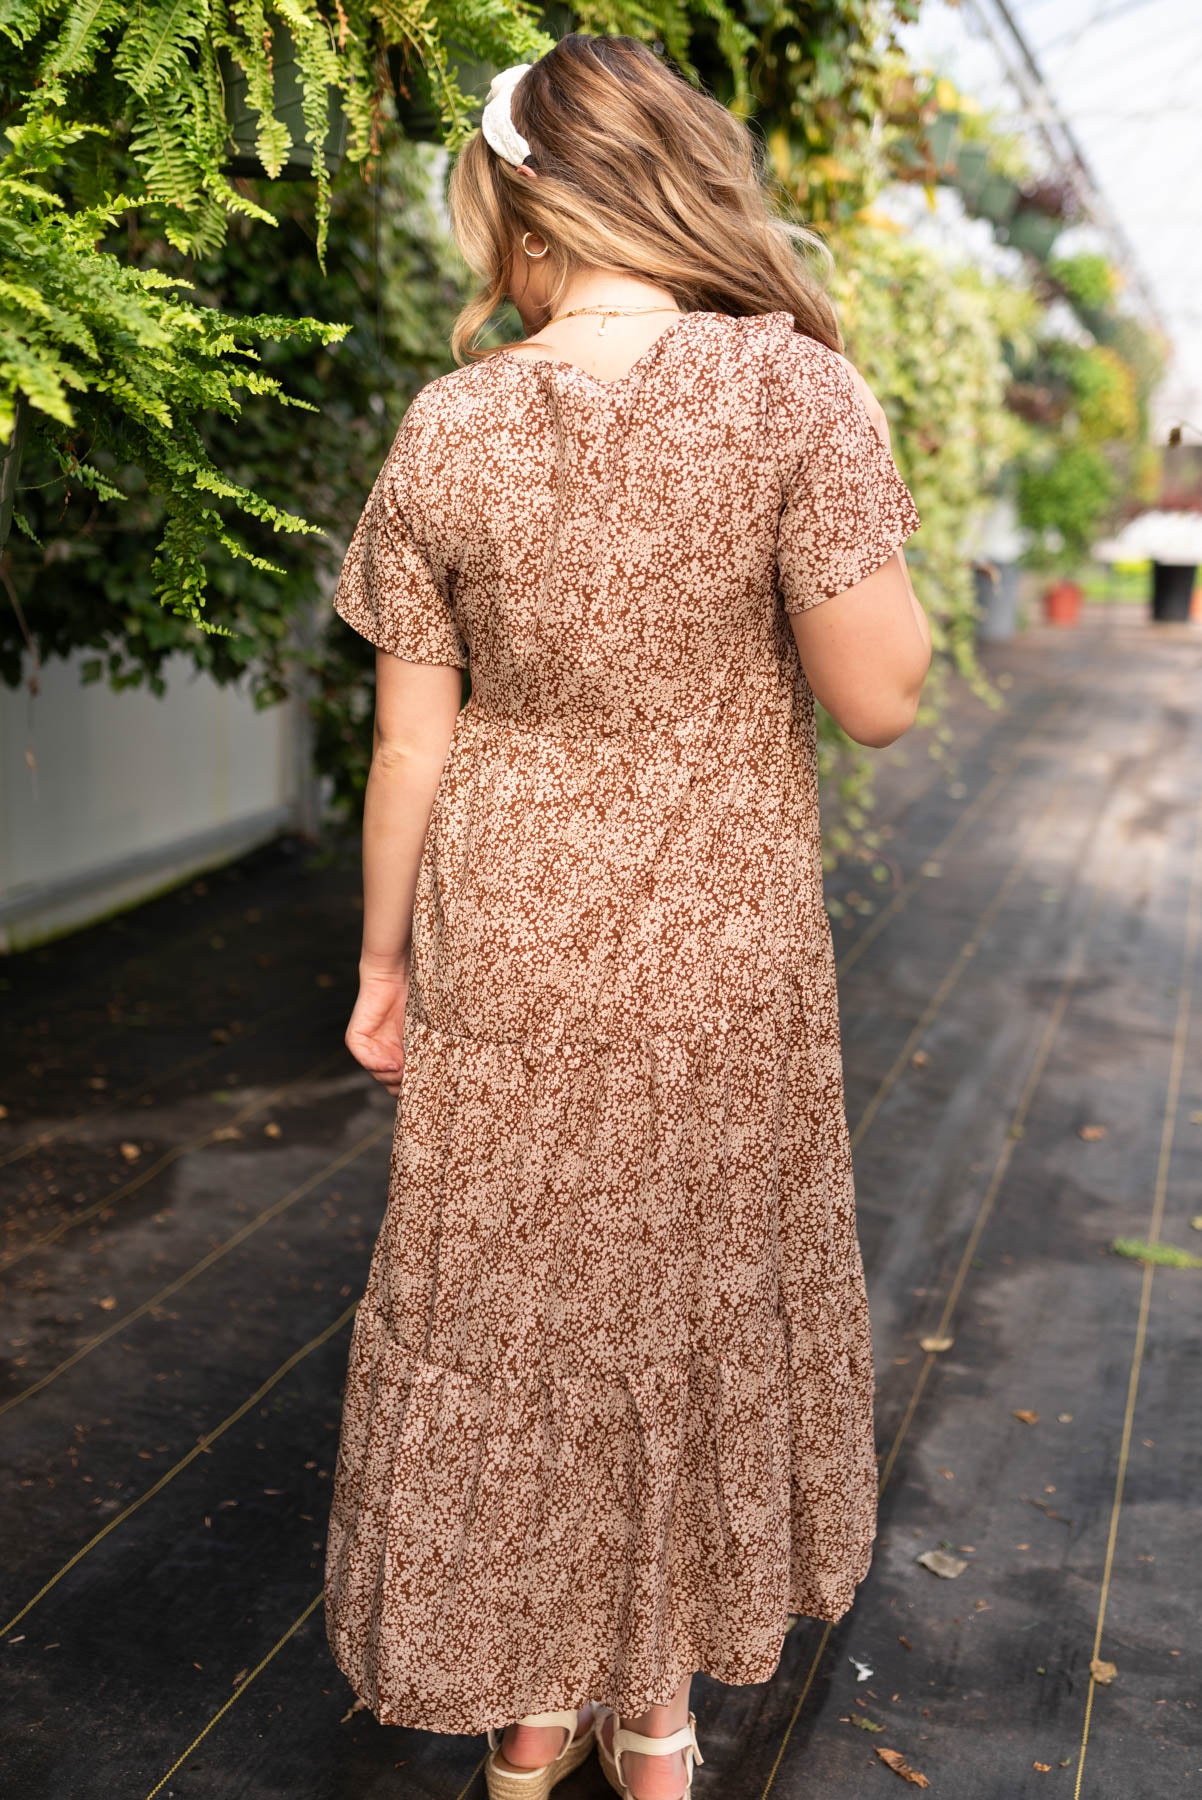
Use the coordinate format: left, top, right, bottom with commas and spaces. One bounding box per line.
485, 1708, 581, 1758
612, 1712, 704, 1788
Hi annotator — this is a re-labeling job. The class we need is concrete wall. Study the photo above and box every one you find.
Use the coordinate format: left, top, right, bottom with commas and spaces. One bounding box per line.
0, 651, 305, 950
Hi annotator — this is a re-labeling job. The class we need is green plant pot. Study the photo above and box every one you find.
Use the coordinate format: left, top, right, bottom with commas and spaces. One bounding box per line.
391, 52, 497, 144
221, 27, 348, 180
924, 111, 960, 170
953, 139, 990, 197
1007, 209, 1061, 261
976, 173, 1018, 225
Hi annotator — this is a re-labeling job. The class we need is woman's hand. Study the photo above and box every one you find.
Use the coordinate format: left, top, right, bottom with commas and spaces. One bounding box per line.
345, 963, 410, 1098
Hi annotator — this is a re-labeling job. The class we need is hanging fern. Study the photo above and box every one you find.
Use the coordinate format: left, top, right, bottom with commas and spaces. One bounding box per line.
4, 0, 755, 260
0, 115, 347, 619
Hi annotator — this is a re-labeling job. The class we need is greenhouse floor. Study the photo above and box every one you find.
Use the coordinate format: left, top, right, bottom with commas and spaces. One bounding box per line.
2, 602, 1200, 1800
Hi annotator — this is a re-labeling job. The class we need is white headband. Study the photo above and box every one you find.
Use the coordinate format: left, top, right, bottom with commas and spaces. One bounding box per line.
481, 63, 534, 168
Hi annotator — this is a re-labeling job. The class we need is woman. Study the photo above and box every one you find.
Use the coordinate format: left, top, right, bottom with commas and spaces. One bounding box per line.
325, 31, 929, 1800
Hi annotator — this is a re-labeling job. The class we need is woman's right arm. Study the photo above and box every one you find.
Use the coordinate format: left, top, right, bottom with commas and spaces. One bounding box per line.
789, 546, 931, 749
774, 342, 931, 747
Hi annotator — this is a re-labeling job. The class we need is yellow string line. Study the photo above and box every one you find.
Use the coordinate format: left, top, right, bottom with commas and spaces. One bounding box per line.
754, 1625, 834, 1800
1073, 810, 1202, 1800
0, 1050, 347, 1273
761, 784, 1113, 1800
453, 1753, 492, 1800
0, 993, 312, 1174
143, 1583, 491, 1800
849, 743, 1086, 1153
835, 689, 1076, 980
0, 1126, 389, 1421
142, 1591, 326, 1800
876, 872, 1104, 1497
0, 1300, 358, 1635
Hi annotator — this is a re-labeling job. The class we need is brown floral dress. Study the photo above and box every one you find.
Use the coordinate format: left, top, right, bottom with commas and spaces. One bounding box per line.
324, 307, 921, 1735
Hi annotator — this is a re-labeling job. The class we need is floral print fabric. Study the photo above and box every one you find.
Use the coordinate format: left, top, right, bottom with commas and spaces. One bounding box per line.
324, 308, 921, 1734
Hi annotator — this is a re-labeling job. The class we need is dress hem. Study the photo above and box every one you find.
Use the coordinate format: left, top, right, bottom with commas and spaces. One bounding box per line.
326, 1562, 873, 1737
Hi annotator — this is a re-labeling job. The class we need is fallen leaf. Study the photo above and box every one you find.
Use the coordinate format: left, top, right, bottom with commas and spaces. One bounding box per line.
1013, 1409, 1040, 1425
97, 1296, 117, 1311
1090, 1658, 1117, 1685
1034, 1763, 1051, 1773
911, 1050, 930, 1067
1111, 1237, 1202, 1270
920, 1335, 954, 1353
264, 1122, 282, 1139
1058, 1413, 1073, 1423
841, 1713, 884, 1732
876, 1747, 929, 1787
119, 1142, 141, 1162
917, 1549, 967, 1579
340, 1697, 369, 1724
232, 1667, 247, 1686
898, 1635, 913, 1650
1190, 1217, 1202, 1232
1077, 1124, 1107, 1140
849, 1656, 873, 1682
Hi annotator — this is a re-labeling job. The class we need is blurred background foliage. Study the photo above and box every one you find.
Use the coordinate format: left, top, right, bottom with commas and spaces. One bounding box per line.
0, 0, 1165, 828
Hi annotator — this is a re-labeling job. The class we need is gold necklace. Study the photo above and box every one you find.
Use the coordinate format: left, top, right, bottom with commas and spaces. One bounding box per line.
546, 304, 683, 337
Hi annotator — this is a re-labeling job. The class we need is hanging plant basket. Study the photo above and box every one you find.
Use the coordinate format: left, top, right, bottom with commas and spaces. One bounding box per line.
976, 173, 1019, 225
953, 139, 990, 199
923, 111, 960, 172
391, 51, 493, 145
1006, 209, 1061, 262
221, 27, 348, 181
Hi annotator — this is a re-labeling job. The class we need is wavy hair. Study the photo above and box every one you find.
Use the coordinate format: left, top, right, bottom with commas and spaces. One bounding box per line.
445, 33, 842, 365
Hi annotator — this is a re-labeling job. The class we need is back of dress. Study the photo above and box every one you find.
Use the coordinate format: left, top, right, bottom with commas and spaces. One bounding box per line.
325, 304, 921, 1734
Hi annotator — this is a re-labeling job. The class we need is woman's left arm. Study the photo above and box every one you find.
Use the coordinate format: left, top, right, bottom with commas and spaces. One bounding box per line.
345, 653, 463, 1097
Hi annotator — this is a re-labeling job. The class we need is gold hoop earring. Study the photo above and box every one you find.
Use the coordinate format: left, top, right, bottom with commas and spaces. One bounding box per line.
521, 231, 549, 259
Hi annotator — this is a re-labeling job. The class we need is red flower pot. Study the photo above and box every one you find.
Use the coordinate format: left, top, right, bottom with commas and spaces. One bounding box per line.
1042, 579, 1083, 626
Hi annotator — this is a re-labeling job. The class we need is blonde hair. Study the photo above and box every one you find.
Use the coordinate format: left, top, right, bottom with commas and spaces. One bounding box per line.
445, 32, 843, 365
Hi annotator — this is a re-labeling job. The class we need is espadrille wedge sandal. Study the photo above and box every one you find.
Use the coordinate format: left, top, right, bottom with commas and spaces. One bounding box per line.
484, 1708, 597, 1800
594, 1706, 704, 1800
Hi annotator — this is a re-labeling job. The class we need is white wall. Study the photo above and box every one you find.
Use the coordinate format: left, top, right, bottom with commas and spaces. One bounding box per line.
0, 651, 305, 949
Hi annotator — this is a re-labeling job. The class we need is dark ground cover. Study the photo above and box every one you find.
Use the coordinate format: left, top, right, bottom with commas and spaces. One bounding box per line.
1, 605, 1199, 1800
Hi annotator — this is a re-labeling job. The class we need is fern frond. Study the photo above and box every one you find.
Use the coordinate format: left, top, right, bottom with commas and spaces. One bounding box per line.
0, 0, 55, 49
40, 0, 124, 77
114, 0, 210, 99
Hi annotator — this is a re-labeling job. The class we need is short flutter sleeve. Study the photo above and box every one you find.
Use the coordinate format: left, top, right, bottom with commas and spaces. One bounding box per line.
766, 325, 921, 615
332, 406, 468, 668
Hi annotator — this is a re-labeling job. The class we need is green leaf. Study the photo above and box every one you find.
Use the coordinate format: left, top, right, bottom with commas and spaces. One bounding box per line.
1110, 1238, 1202, 1270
